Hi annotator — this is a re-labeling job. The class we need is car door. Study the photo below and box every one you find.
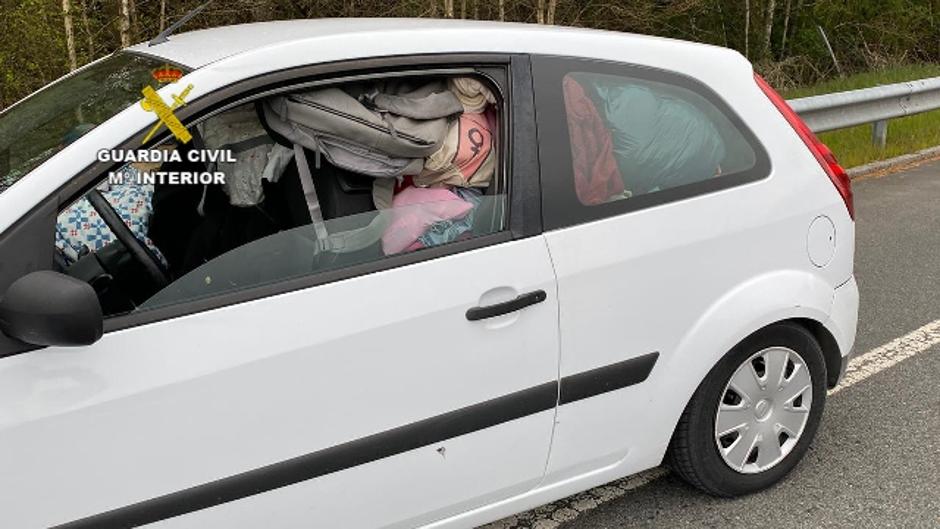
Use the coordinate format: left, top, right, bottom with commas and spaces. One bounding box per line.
0, 58, 559, 529
530, 55, 772, 481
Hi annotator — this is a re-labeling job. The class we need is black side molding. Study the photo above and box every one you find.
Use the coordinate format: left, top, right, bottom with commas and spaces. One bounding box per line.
53, 380, 559, 529
55, 352, 658, 529
560, 352, 660, 404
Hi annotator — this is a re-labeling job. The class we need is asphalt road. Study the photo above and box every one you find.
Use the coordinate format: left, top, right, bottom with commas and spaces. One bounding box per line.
498, 160, 940, 529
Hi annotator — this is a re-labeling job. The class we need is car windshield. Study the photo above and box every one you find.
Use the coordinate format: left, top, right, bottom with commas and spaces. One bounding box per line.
0, 52, 190, 195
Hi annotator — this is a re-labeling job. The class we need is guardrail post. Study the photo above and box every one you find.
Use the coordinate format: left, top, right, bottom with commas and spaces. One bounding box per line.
872, 119, 888, 149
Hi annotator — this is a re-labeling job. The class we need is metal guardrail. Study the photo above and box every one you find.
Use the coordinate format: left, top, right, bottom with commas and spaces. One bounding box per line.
787, 76, 940, 147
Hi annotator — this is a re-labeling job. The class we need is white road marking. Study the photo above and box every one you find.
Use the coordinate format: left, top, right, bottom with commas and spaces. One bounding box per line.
483, 319, 940, 528
829, 318, 940, 395
480, 468, 669, 529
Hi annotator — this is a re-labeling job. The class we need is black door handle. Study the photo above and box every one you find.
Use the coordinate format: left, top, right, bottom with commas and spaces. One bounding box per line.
466, 290, 548, 321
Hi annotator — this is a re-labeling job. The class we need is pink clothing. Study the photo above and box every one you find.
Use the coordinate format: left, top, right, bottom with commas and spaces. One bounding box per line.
382, 186, 473, 255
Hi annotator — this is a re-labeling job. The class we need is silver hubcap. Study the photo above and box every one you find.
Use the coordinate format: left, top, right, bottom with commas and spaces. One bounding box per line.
715, 347, 813, 474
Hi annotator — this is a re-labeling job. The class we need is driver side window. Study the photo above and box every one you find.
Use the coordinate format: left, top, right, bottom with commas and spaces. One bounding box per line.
55, 164, 166, 267
54, 154, 173, 314
54, 71, 507, 318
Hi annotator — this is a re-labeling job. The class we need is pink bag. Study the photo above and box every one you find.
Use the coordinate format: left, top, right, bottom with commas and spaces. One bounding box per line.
382, 186, 473, 255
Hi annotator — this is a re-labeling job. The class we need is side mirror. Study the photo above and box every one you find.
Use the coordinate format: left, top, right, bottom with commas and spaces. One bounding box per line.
0, 271, 103, 347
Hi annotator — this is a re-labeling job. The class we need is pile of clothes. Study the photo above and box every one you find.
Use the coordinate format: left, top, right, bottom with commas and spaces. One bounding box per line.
260, 75, 498, 255
378, 78, 496, 254
562, 73, 726, 205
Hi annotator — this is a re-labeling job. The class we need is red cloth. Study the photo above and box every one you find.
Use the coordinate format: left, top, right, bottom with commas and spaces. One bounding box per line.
394, 175, 414, 194
562, 76, 624, 205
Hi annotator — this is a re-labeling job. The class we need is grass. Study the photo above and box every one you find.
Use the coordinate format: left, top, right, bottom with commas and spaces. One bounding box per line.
779, 64, 940, 168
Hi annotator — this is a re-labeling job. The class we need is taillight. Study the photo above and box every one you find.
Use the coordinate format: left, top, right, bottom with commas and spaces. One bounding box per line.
754, 74, 854, 220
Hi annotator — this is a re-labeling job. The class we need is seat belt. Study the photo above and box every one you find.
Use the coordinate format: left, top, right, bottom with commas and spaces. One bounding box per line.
292, 143, 329, 242
191, 128, 212, 217
294, 141, 390, 254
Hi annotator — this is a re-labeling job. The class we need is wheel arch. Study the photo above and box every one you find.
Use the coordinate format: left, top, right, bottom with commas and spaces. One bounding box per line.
663, 317, 835, 451
625, 269, 838, 472
787, 317, 843, 389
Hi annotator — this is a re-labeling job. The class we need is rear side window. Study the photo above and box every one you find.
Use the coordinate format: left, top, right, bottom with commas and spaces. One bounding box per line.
533, 56, 769, 229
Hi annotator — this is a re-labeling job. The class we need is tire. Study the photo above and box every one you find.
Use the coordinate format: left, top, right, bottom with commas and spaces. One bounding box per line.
667, 322, 827, 497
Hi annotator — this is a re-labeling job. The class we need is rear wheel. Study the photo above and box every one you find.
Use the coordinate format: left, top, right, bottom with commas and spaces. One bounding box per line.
668, 322, 827, 497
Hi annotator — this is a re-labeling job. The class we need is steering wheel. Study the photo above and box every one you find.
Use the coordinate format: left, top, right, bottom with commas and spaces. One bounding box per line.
86, 189, 170, 289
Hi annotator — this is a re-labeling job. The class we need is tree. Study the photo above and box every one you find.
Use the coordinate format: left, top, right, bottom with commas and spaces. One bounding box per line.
80, 0, 95, 55
3, 0, 938, 110
762, 0, 776, 60
129, 0, 137, 37
715, 0, 729, 47
62, 0, 78, 71
779, 0, 792, 56
118, 0, 131, 47
530, 0, 559, 25
744, 0, 750, 58
782, 0, 805, 57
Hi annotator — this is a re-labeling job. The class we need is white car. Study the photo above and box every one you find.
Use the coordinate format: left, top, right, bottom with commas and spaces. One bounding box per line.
0, 19, 858, 529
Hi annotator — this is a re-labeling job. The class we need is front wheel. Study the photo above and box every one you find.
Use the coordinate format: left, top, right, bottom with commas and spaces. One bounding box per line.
668, 322, 827, 497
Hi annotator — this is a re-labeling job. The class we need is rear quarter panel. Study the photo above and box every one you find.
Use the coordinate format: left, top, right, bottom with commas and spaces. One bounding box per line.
539, 51, 855, 482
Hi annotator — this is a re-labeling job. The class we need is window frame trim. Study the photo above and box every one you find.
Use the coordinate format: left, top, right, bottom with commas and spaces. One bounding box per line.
531, 54, 772, 231
0, 53, 537, 346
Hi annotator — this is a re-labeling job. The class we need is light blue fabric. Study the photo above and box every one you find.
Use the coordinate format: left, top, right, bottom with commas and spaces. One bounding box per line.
584, 74, 726, 195
417, 187, 482, 248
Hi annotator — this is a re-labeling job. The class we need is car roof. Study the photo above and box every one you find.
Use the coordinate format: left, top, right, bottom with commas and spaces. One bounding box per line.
128, 18, 737, 70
